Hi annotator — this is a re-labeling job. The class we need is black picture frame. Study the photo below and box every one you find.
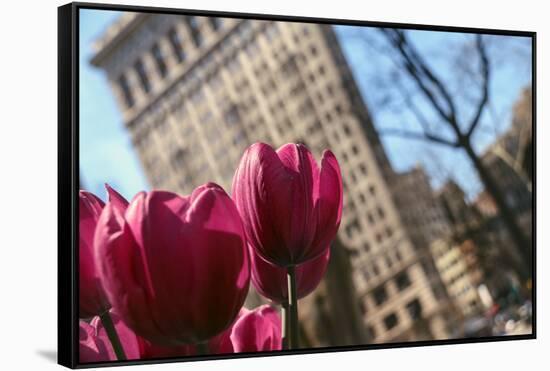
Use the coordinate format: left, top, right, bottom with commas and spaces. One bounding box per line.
58, 2, 536, 368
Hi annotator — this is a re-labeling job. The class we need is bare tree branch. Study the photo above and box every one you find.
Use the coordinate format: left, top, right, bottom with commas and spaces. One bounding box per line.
380, 29, 461, 136
395, 30, 458, 122
466, 35, 490, 138
393, 75, 434, 135
378, 128, 460, 147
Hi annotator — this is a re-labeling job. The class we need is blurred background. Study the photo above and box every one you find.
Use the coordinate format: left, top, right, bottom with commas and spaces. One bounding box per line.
80, 9, 533, 347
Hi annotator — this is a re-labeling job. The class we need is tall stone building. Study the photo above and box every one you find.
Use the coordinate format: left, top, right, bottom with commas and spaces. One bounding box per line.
91, 12, 455, 343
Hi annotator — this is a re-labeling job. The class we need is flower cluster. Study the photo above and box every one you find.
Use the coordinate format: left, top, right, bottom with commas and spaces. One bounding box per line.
79, 142, 342, 362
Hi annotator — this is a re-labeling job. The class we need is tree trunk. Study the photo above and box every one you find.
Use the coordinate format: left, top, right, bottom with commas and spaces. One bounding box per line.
463, 142, 532, 281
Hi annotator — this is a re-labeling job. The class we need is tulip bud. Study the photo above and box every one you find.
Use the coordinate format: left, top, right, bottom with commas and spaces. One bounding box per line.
88, 310, 141, 361
212, 305, 281, 354
79, 320, 112, 363
94, 183, 250, 346
232, 143, 343, 267
79, 190, 111, 318
251, 247, 330, 304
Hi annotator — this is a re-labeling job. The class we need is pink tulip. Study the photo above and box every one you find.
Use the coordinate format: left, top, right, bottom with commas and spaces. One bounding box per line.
251, 247, 330, 304
79, 320, 112, 363
232, 143, 343, 267
79, 191, 110, 318
80, 186, 129, 319
212, 305, 281, 354
94, 183, 250, 346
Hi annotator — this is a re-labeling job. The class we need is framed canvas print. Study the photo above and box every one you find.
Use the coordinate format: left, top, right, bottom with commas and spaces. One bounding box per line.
58, 2, 536, 368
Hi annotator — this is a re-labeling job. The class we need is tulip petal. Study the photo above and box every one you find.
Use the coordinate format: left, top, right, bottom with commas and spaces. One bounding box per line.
251, 246, 330, 303
311, 150, 343, 254
91, 310, 141, 360
232, 143, 292, 265
95, 199, 166, 344
276, 144, 319, 263
79, 191, 110, 318
105, 183, 129, 212
79, 320, 112, 363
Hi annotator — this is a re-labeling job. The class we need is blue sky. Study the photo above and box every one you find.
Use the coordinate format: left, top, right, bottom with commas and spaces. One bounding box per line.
79, 9, 532, 201
79, 9, 148, 201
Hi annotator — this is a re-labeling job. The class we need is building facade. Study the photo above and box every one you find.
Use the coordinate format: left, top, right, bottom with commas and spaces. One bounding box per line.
92, 12, 454, 343
430, 238, 484, 318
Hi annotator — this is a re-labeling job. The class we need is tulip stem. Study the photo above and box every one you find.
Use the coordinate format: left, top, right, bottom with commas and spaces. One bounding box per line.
286, 265, 299, 349
99, 311, 127, 361
281, 303, 290, 350
196, 342, 209, 356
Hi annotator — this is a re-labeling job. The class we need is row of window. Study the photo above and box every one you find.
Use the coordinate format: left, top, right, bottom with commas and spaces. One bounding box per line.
371, 270, 412, 307
364, 297, 423, 337
118, 17, 224, 109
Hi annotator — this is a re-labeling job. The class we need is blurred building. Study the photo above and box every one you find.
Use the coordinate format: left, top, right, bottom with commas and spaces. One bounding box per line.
437, 180, 480, 235
92, 13, 456, 344
430, 238, 484, 318
391, 165, 460, 328
392, 165, 451, 246
481, 86, 532, 235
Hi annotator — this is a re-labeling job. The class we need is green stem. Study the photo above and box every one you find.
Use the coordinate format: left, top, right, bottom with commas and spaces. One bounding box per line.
286, 265, 299, 349
196, 342, 209, 356
281, 302, 289, 350
99, 311, 127, 361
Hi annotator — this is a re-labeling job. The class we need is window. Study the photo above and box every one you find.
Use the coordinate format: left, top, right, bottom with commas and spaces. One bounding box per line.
134, 59, 150, 93
345, 218, 361, 239
373, 286, 388, 306
151, 43, 167, 78
172, 148, 188, 168
395, 249, 402, 261
327, 83, 334, 96
186, 16, 203, 47
343, 124, 351, 136
360, 300, 368, 315
369, 185, 376, 195
168, 28, 186, 63
245, 40, 259, 58
372, 262, 380, 276
190, 89, 204, 104
224, 105, 240, 126
118, 74, 134, 108
265, 23, 280, 41
396, 271, 411, 291
384, 313, 398, 330
367, 325, 377, 339
406, 298, 422, 320
310, 44, 318, 56
367, 212, 374, 225
362, 269, 370, 282
209, 17, 222, 30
